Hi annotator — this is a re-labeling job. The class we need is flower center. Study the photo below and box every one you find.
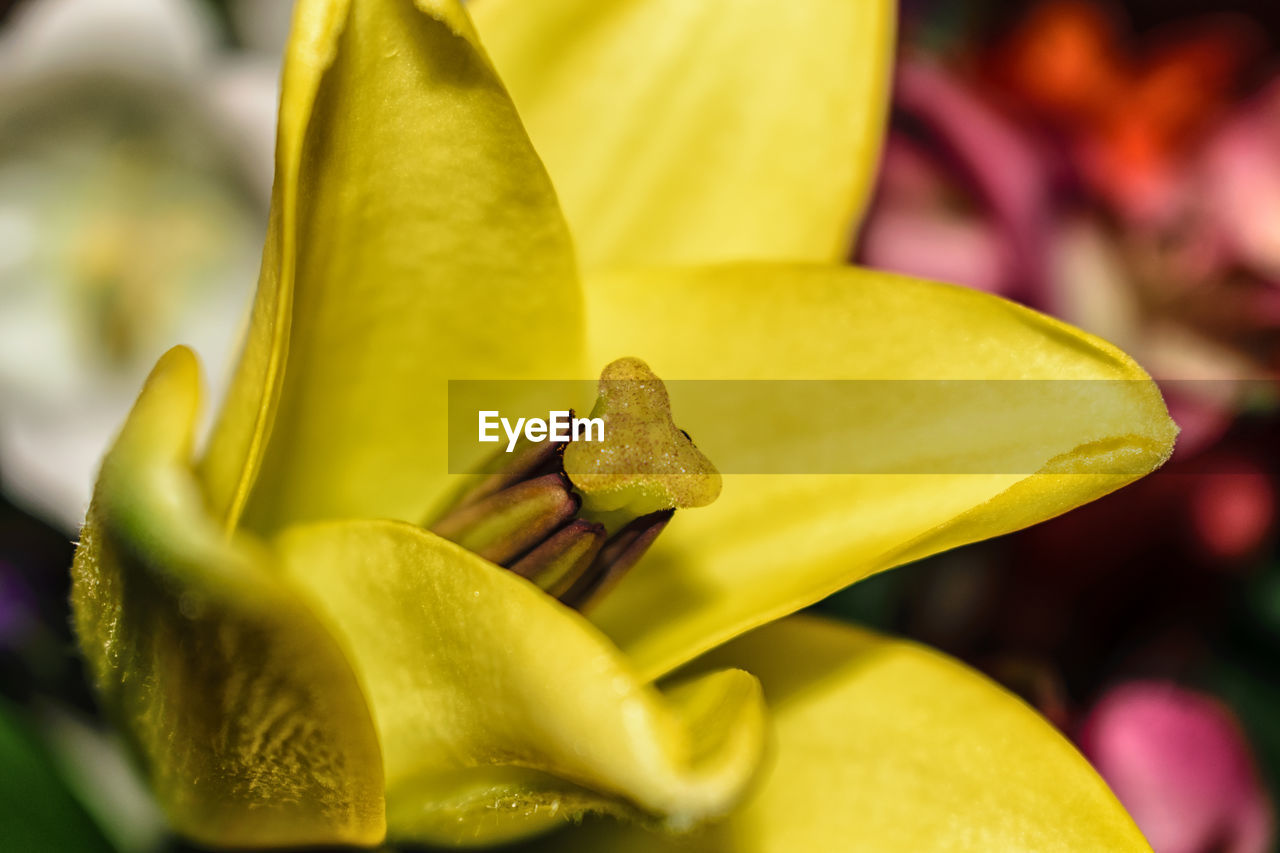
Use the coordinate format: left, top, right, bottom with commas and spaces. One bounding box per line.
428, 357, 720, 610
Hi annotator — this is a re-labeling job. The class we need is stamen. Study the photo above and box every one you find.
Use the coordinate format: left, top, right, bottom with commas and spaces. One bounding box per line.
429, 473, 579, 564
559, 509, 673, 612
509, 519, 607, 598
449, 431, 564, 511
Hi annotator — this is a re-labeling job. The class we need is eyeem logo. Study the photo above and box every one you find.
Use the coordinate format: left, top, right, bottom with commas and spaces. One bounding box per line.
479, 410, 605, 452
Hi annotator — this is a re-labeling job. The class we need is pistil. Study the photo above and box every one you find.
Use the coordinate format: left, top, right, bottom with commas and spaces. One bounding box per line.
428, 357, 719, 611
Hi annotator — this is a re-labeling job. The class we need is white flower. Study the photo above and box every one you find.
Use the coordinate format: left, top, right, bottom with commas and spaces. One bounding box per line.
0, 0, 278, 527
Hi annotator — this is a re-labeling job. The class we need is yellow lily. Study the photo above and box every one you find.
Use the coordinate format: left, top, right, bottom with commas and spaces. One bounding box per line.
70, 0, 1177, 850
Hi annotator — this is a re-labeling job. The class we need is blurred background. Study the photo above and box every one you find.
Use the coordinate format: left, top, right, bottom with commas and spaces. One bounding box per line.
0, 0, 1277, 851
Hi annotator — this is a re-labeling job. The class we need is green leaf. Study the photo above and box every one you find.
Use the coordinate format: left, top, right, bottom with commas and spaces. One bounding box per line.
0, 700, 116, 853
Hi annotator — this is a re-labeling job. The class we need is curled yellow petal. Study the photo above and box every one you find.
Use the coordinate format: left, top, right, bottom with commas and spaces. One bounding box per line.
200, 0, 583, 533
537, 617, 1153, 852
578, 264, 1177, 678
275, 518, 766, 847
472, 0, 895, 267
71, 348, 385, 848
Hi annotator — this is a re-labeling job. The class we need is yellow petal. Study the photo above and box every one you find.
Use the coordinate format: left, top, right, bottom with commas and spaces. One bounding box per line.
539, 617, 1152, 852
274, 518, 766, 847
71, 348, 385, 848
579, 264, 1176, 678
199, 0, 583, 533
471, 0, 894, 268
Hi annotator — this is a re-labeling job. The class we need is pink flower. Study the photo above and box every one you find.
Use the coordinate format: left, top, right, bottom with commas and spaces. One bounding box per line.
1200, 82, 1280, 283
857, 62, 1053, 306
1080, 682, 1274, 853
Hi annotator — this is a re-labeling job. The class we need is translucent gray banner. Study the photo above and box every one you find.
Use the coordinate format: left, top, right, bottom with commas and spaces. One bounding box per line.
447, 379, 1275, 475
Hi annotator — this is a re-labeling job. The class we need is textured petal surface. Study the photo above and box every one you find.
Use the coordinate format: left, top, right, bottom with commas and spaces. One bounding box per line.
199, 0, 582, 532
539, 617, 1153, 853
580, 264, 1177, 678
70, 348, 384, 847
472, 0, 894, 268
275, 518, 766, 847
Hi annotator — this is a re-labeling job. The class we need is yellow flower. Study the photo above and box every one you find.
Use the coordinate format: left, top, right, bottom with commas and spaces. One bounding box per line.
70, 0, 1177, 850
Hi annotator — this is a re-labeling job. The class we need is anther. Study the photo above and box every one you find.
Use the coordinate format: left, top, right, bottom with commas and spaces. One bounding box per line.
509, 519, 607, 598
429, 473, 579, 565
449, 431, 565, 511
559, 509, 673, 611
